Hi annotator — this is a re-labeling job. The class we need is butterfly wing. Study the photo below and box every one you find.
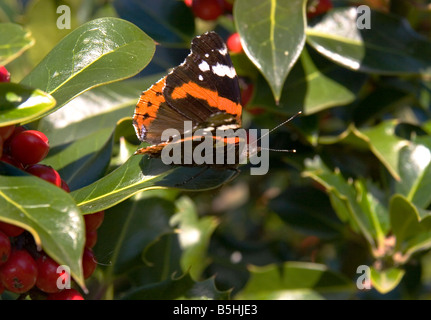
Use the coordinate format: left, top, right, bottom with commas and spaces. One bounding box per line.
133, 76, 190, 145
164, 31, 242, 127
133, 31, 242, 147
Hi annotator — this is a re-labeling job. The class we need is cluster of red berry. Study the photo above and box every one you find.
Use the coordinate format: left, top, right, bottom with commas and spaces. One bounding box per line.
185, 0, 232, 21
0, 66, 103, 300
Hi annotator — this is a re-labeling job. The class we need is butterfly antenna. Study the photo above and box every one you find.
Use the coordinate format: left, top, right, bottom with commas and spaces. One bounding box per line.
260, 147, 297, 153
255, 111, 302, 143
250, 111, 302, 153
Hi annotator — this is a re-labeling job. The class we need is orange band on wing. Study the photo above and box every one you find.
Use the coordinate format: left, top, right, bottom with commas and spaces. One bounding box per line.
134, 77, 167, 140
170, 81, 242, 120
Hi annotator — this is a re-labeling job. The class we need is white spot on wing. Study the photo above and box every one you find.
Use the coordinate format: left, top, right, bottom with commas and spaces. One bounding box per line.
199, 60, 210, 72
217, 124, 240, 130
212, 62, 236, 78
218, 46, 228, 56
198, 75, 204, 81
137, 124, 146, 141
205, 53, 209, 58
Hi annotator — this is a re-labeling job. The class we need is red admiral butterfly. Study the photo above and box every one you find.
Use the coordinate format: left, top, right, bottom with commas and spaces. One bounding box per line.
133, 31, 299, 173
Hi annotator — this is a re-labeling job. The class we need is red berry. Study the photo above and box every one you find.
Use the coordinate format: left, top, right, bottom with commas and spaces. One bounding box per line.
85, 230, 97, 248
184, 0, 192, 7
0, 221, 25, 237
0, 231, 11, 266
47, 288, 84, 300
0, 250, 38, 293
307, 0, 333, 19
6, 126, 26, 142
10, 130, 49, 165
61, 179, 70, 192
0, 125, 15, 141
26, 164, 61, 187
2, 126, 26, 153
82, 247, 97, 279
84, 211, 105, 232
0, 66, 10, 83
0, 154, 25, 170
192, 0, 225, 20
226, 32, 243, 54
35, 254, 65, 293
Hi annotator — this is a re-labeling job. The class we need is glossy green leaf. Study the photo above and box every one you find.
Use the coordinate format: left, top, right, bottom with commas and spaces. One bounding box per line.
370, 266, 405, 294
0, 163, 85, 291
0, 22, 34, 65
319, 121, 410, 181
42, 128, 114, 191
234, 0, 307, 102
236, 262, 354, 300
0, 82, 56, 126
72, 155, 237, 214
359, 121, 410, 182
396, 137, 431, 209
38, 76, 162, 190
389, 194, 431, 258
171, 197, 219, 280
306, 8, 431, 75
251, 47, 366, 114
37, 77, 161, 147
304, 158, 378, 248
20, 17, 155, 121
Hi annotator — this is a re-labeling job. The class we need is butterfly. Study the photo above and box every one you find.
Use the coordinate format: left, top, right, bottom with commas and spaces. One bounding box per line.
133, 31, 300, 175
133, 31, 246, 170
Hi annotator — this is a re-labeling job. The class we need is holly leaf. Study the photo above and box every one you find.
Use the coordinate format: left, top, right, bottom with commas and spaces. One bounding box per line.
0, 163, 86, 291
71, 155, 237, 214
235, 0, 307, 102
20, 17, 155, 121
0, 82, 55, 126
236, 262, 354, 299
307, 8, 431, 75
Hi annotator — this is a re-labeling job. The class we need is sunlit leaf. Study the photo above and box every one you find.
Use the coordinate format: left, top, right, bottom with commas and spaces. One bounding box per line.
20, 17, 155, 121
0, 82, 55, 126
307, 8, 431, 75
235, 0, 307, 102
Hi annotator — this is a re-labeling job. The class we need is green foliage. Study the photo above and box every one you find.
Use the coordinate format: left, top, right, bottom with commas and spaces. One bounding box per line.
1, 0, 431, 300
